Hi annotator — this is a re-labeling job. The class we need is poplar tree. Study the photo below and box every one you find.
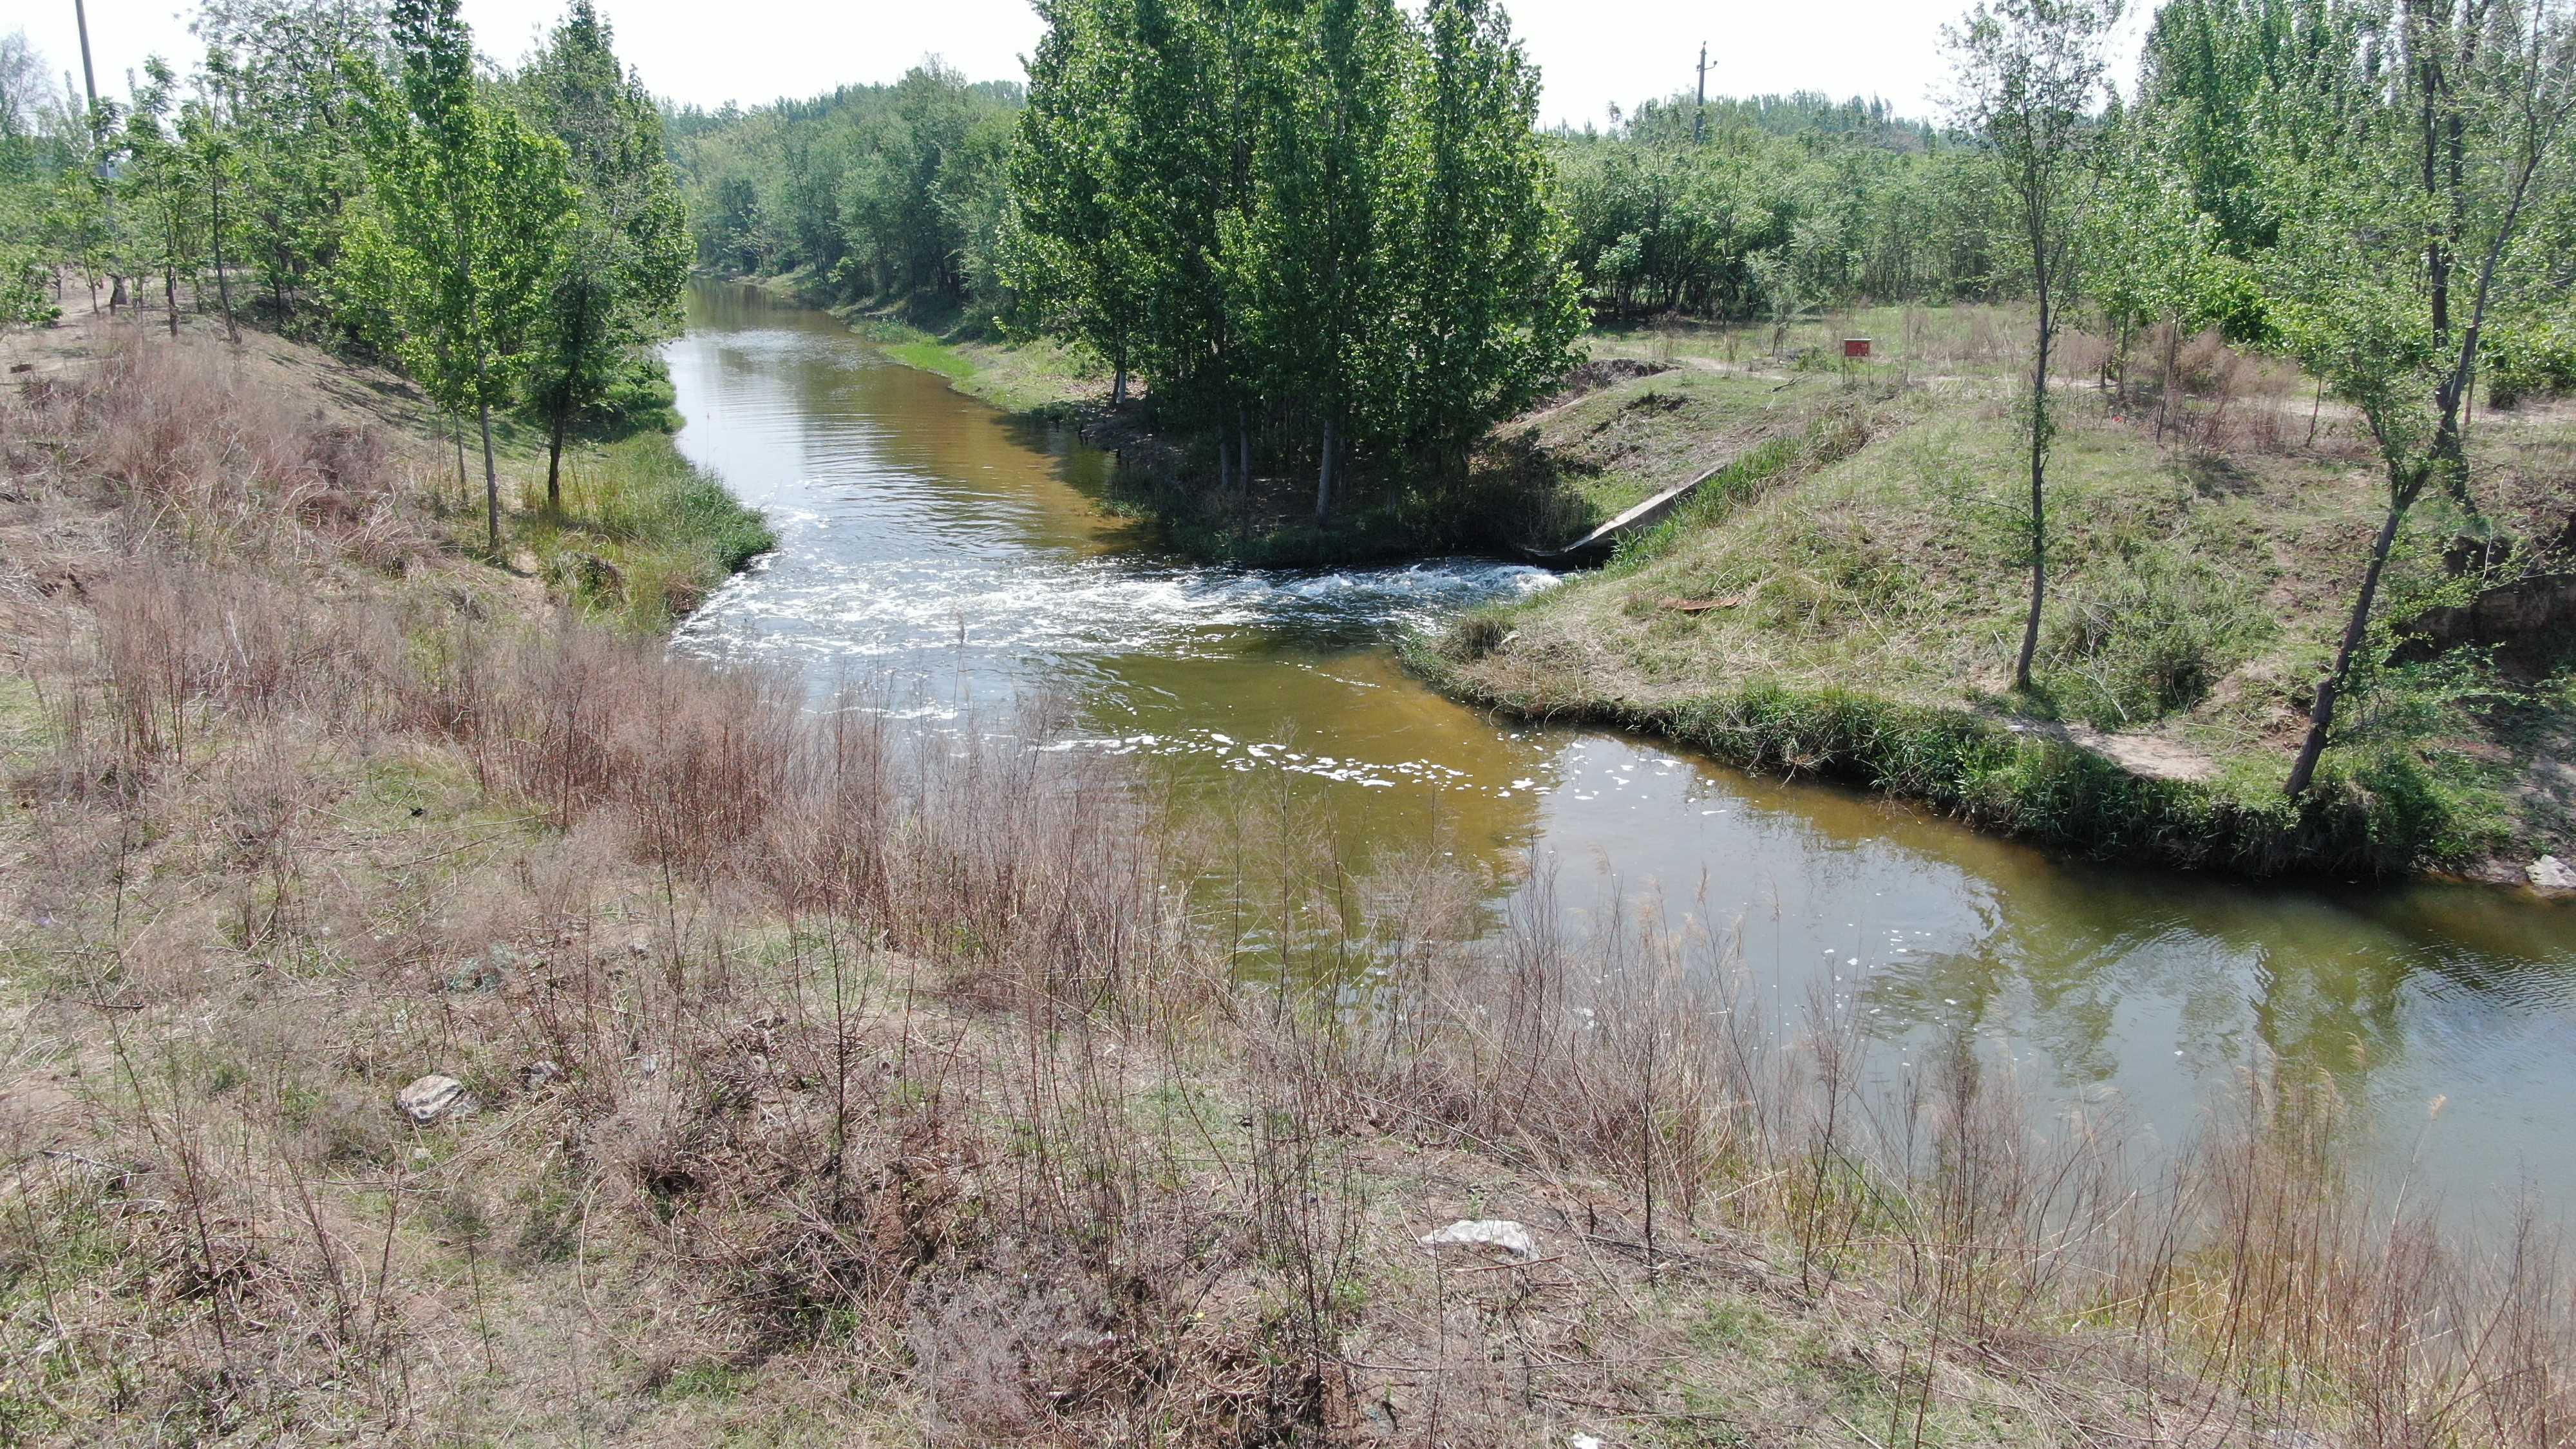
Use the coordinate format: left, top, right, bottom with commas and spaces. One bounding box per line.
519, 0, 690, 509
1011, 0, 1152, 405
349, 0, 575, 552
1245, 0, 1413, 517
2269, 0, 2576, 797
1403, 0, 1583, 477
1948, 0, 2121, 694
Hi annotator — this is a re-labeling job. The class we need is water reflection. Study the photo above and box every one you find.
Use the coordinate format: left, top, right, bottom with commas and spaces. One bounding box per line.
666, 279, 2576, 1231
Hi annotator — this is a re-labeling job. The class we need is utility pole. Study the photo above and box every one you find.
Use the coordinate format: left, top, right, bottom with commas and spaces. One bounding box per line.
73, 0, 125, 313
1694, 43, 1709, 144
72, 0, 100, 118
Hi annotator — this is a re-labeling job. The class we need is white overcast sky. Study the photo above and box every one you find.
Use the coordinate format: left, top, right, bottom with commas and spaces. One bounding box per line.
20, 0, 2151, 128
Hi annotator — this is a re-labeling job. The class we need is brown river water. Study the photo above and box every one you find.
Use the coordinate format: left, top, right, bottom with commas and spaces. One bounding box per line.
666, 279, 2575, 1231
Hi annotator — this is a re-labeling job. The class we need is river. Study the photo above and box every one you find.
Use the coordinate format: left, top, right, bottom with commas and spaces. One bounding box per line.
665, 279, 2575, 1231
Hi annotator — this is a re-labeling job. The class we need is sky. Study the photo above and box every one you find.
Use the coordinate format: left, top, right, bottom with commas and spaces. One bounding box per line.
19, 0, 2152, 129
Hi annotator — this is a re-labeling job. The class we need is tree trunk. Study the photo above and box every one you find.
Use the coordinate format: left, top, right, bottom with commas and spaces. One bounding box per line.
2014, 301, 2052, 692
2285, 488, 2412, 797
1111, 359, 1128, 408
210, 172, 238, 345
2155, 319, 2181, 443
164, 263, 178, 339
2429, 380, 2477, 515
477, 396, 501, 556
109, 274, 126, 312
547, 403, 569, 513
1314, 415, 1336, 522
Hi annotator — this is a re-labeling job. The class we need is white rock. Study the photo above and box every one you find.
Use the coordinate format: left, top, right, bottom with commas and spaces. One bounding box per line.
2528, 856, 2576, 892
396, 1074, 468, 1124
1569, 1436, 1607, 1449
1418, 1218, 1539, 1260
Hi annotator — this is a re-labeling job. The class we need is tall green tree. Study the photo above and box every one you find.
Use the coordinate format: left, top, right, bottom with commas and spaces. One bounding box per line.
1399, 0, 1584, 479
2088, 100, 2219, 428
1244, 0, 1414, 517
517, 0, 690, 508
349, 0, 576, 551
2269, 0, 2576, 797
1012, 0, 1153, 404
1946, 0, 2122, 692
0, 32, 71, 323
180, 97, 243, 344
196, 0, 386, 337
122, 61, 205, 339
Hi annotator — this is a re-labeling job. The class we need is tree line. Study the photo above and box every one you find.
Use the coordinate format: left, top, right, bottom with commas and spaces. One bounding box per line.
0, 0, 690, 551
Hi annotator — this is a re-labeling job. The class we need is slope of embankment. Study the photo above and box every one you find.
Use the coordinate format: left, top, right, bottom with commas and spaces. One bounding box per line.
1424, 316, 2576, 882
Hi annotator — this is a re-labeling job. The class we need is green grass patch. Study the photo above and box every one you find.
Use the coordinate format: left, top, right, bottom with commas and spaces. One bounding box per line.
1415, 646, 2502, 875
515, 431, 774, 633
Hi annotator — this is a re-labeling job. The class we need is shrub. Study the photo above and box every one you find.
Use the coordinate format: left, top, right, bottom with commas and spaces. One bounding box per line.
2043, 547, 2269, 726
2485, 316, 2576, 407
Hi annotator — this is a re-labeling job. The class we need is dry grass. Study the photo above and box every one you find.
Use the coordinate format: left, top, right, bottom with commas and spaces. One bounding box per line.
0, 327, 2566, 1446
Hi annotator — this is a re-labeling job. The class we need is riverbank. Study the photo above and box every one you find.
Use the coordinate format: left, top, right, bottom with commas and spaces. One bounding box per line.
0, 307, 773, 636
816, 285, 2575, 882
1419, 331, 2576, 882
5, 310, 2568, 1443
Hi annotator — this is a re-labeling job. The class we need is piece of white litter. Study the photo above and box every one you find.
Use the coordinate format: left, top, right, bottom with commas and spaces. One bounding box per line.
1571, 1436, 1608, 1449
1418, 1219, 1539, 1260
396, 1074, 468, 1124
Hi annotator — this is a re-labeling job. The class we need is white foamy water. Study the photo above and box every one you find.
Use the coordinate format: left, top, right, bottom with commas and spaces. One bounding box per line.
675, 548, 1555, 683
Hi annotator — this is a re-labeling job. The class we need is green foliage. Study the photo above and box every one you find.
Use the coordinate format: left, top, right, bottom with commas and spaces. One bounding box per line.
0, 243, 52, 323
511, 0, 692, 497
195, 0, 388, 339
1009, 0, 1582, 520
669, 66, 1023, 305
2136, 0, 2372, 260
1551, 98, 2000, 321
2244, 0, 2575, 793
2043, 546, 2269, 726
346, 0, 575, 419
2485, 314, 2576, 406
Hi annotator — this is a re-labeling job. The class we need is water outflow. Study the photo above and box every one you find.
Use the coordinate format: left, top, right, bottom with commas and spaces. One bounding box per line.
665, 279, 2576, 1235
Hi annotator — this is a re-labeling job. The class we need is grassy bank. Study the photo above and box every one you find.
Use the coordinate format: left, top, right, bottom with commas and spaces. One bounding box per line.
729, 270, 1113, 419
3, 317, 2570, 1446
1424, 315, 2575, 881
512, 431, 775, 633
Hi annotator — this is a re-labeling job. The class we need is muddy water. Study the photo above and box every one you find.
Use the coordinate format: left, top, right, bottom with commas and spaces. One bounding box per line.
666, 280, 2575, 1228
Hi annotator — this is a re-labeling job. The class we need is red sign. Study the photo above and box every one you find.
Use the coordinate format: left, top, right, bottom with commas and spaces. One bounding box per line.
1843, 338, 1873, 359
